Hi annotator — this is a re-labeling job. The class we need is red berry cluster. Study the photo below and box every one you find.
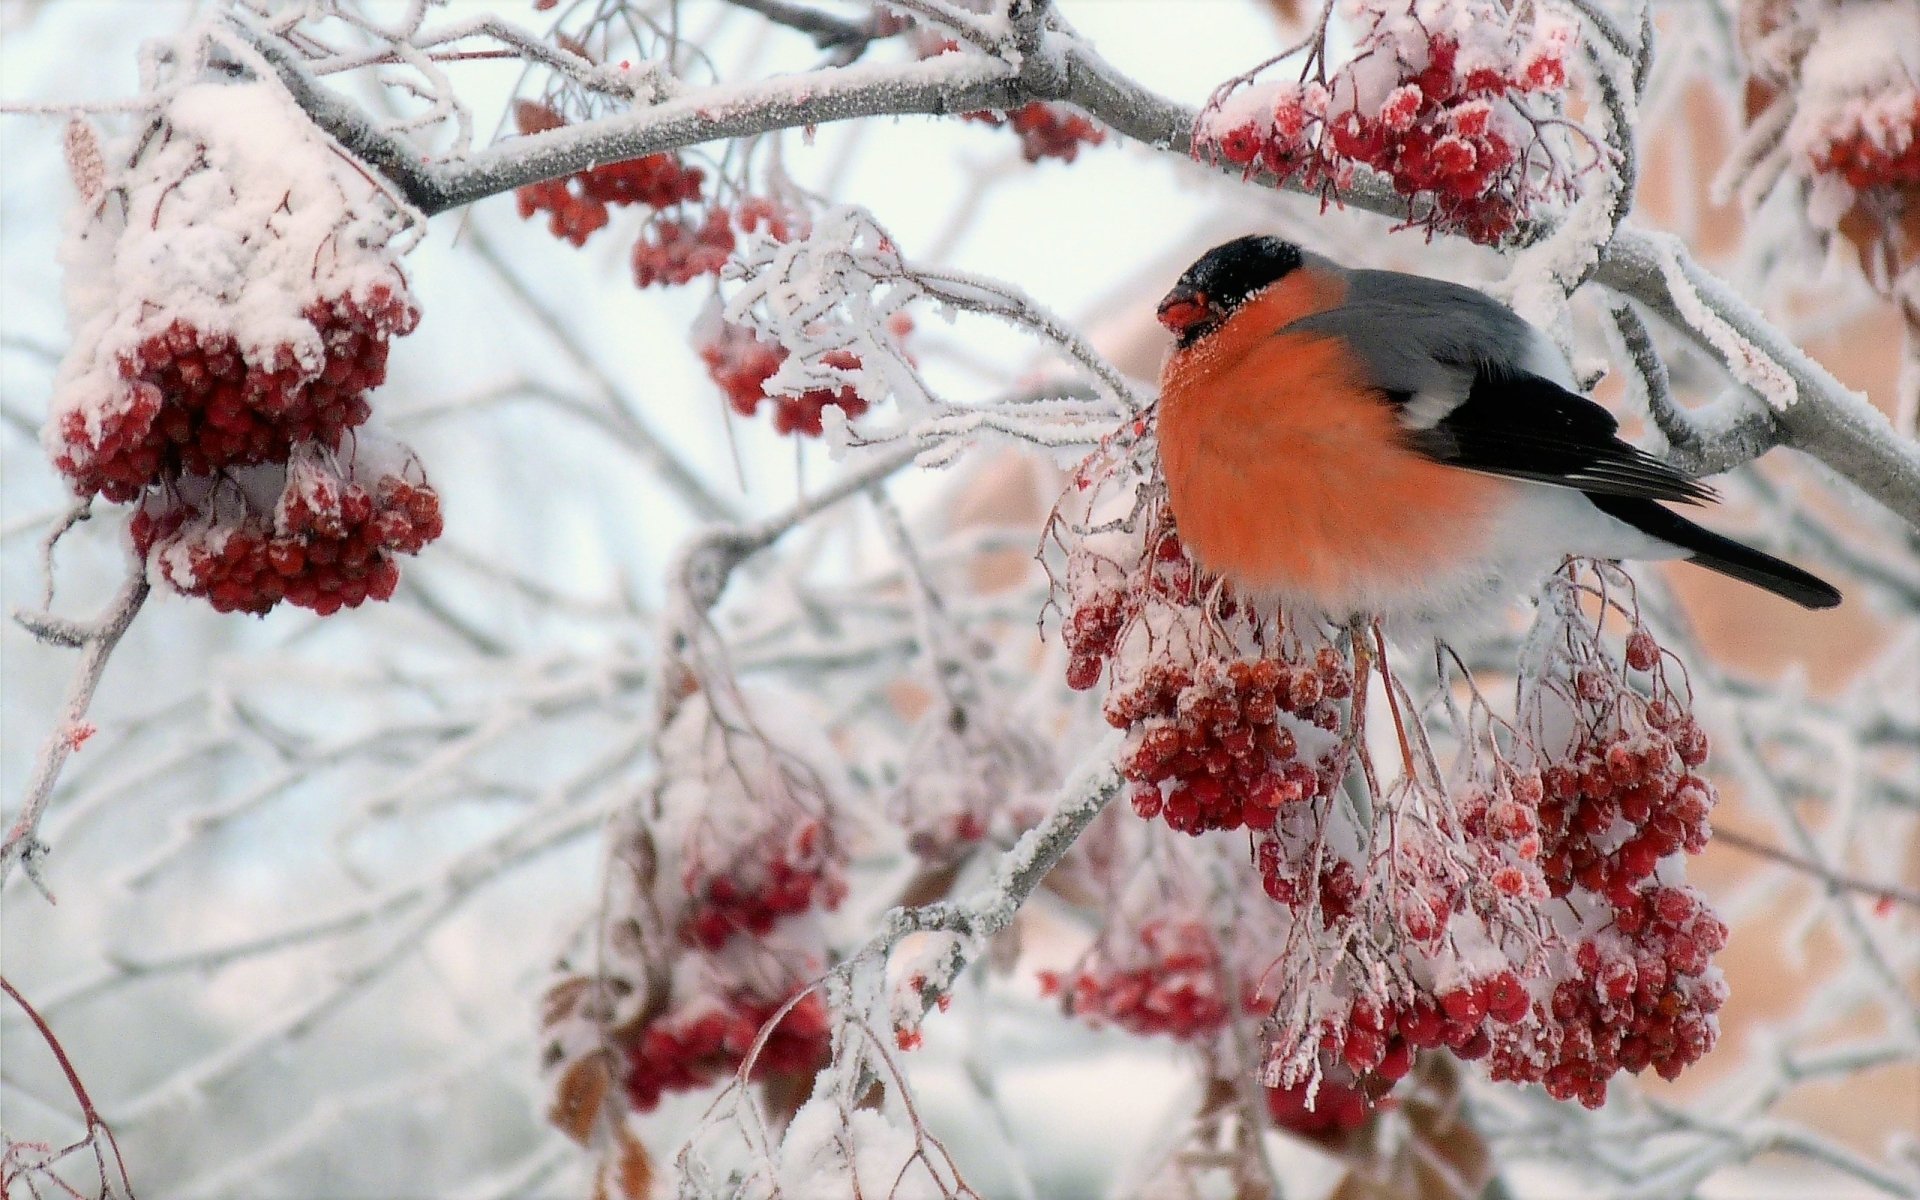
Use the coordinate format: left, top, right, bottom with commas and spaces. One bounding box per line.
131, 456, 442, 616
511, 101, 705, 247
964, 102, 1107, 163
1305, 972, 1535, 1097
1490, 888, 1727, 1108
1116, 652, 1349, 835
681, 820, 849, 951
624, 989, 830, 1112
52, 288, 416, 502
1808, 95, 1920, 189
1038, 919, 1235, 1041
1058, 525, 1351, 835
913, 34, 1105, 164
1536, 702, 1715, 910
631, 208, 738, 289
695, 320, 872, 436
1265, 1076, 1370, 1139
1197, 7, 1577, 243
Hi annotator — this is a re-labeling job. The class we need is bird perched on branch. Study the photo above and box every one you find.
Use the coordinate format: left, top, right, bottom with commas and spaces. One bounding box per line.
1153, 235, 1840, 628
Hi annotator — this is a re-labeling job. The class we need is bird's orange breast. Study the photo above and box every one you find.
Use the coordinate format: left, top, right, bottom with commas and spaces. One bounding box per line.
1157, 278, 1511, 610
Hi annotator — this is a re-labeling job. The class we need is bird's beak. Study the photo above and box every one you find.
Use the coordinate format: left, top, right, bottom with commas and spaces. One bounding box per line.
1156, 288, 1215, 337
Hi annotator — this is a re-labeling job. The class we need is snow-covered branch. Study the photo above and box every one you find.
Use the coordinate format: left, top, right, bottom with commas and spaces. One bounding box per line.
251, 7, 1920, 528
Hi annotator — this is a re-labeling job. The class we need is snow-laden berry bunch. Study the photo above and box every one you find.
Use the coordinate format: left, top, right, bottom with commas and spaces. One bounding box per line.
511, 100, 707, 248
47, 82, 436, 615
129, 439, 440, 616
1194, 0, 1584, 243
1049, 437, 1730, 1125
1727, 0, 1920, 248
652, 685, 851, 952
887, 697, 1055, 866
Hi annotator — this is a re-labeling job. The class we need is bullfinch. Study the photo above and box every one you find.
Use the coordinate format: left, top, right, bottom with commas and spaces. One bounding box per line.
1153, 235, 1841, 628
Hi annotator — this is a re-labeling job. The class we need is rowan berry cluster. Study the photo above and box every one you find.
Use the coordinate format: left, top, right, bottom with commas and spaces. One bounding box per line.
623, 990, 831, 1112
46, 84, 434, 617
964, 102, 1108, 163
913, 33, 1106, 163
1490, 889, 1728, 1107
656, 684, 851, 971
694, 316, 880, 437
51, 288, 415, 502
510, 101, 706, 246
631, 208, 738, 289
1806, 93, 1920, 190
1039, 918, 1235, 1041
1195, 1, 1579, 242
1061, 525, 1350, 836
541, 692, 848, 1126
681, 819, 848, 951
1536, 716, 1714, 908
1265, 1077, 1370, 1139
131, 452, 441, 617
1305, 971, 1532, 1096
888, 700, 1053, 867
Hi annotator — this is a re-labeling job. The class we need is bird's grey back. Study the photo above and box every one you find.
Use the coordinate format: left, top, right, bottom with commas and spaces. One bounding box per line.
1283, 268, 1556, 399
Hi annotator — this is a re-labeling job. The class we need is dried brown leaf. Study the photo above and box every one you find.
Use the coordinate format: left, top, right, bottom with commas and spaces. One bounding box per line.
549, 1054, 614, 1147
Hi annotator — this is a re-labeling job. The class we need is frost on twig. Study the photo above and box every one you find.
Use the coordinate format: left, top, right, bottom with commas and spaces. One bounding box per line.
4, 565, 149, 898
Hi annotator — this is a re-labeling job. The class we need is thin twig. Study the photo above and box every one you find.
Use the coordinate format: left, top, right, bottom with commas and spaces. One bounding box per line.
3, 566, 150, 898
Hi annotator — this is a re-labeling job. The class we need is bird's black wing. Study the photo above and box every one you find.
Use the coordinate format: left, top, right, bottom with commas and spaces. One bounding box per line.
1279, 278, 1713, 505
1398, 367, 1716, 505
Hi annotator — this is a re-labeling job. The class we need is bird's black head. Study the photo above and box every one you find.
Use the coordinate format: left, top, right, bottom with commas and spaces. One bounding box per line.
1157, 235, 1304, 348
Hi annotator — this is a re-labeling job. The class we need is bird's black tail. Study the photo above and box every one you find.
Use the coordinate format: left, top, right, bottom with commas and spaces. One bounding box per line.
1587, 494, 1842, 610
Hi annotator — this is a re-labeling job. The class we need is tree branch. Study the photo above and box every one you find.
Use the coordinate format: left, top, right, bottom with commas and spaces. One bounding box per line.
3, 566, 150, 899
251, 17, 1920, 528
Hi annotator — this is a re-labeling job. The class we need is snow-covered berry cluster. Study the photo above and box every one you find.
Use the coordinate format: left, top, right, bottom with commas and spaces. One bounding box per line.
631, 208, 738, 289
1265, 1076, 1371, 1139
130, 444, 440, 616
1060, 517, 1350, 836
1195, 0, 1582, 243
1731, 0, 1920, 264
1491, 886, 1727, 1107
1040, 917, 1235, 1041
1807, 93, 1920, 190
1261, 569, 1728, 1111
507, 99, 819, 293
913, 34, 1106, 163
680, 818, 846, 951
539, 687, 850, 1129
47, 83, 434, 616
1535, 700, 1714, 907
50, 290, 414, 503
887, 700, 1054, 866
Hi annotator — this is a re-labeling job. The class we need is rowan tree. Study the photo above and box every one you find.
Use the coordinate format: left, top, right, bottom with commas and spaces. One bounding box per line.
2, 2, 1915, 1198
